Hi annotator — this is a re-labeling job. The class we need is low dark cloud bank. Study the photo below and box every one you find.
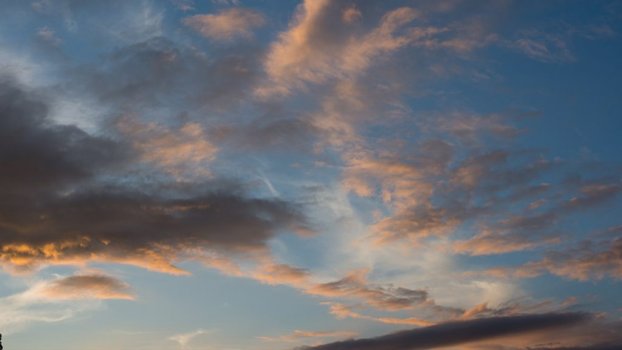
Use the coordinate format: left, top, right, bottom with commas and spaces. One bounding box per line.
305, 313, 593, 350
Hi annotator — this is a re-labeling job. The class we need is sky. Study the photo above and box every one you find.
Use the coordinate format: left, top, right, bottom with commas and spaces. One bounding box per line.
0, 1, 621, 350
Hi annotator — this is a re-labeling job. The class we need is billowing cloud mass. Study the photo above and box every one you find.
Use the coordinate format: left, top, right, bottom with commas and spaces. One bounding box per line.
0, 1, 621, 349
0, 79, 308, 275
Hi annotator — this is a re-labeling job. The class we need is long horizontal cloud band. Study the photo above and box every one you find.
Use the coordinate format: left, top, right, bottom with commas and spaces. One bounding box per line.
306, 313, 592, 350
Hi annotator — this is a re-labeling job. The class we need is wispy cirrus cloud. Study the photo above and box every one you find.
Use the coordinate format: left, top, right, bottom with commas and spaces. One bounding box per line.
486, 235, 622, 281
169, 329, 210, 348
0, 272, 131, 334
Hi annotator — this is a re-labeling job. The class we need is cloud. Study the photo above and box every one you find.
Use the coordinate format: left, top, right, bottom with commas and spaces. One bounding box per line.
258, 1, 422, 96
31, 274, 134, 300
257, 0, 510, 97
68, 36, 261, 114
528, 345, 622, 350
511, 36, 574, 63
342, 127, 618, 254
0, 78, 308, 275
324, 303, 433, 327
342, 5, 362, 24
304, 313, 592, 350
0, 76, 131, 194
306, 270, 428, 311
434, 112, 521, 144
512, 237, 622, 281
116, 116, 218, 179
0, 273, 129, 333
169, 329, 208, 348
0, 188, 307, 274
251, 262, 310, 286
0, 293, 93, 335
193, 255, 442, 316
183, 8, 265, 41
528, 346, 621, 350
320, 295, 570, 328
259, 329, 357, 344
454, 179, 621, 256
452, 227, 560, 256
36, 27, 62, 46
171, 0, 195, 12
212, 116, 319, 152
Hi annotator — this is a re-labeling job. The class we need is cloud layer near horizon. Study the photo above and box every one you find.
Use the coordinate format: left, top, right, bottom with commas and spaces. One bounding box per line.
305, 313, 596, 350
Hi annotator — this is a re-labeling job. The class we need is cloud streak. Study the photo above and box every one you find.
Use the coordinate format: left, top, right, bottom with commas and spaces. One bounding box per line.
32, 274, 134, 300
305, 313, 592, 350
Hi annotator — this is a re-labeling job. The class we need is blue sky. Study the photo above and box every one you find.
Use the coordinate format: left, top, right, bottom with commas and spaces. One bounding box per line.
0, 1, 621, 350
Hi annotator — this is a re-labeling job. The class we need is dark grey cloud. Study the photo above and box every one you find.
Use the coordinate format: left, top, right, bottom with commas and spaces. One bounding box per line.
0, 76, 130, 194
528, 345, 622, 350
304, 313, 591, 350
0, 187, 307, 272
0, 78, 308, 274
307, 271, 429, 310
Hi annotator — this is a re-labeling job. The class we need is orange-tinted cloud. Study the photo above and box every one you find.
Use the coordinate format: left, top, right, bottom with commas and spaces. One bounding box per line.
517, 237, 622, 281
251, 262, 311, 286
117, 116, 218, 178
306, 270, 428, 311
183, 8, 265, 41
0, 80, 308, 276
32, 274, 134, 300
324, 303, 433, 327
